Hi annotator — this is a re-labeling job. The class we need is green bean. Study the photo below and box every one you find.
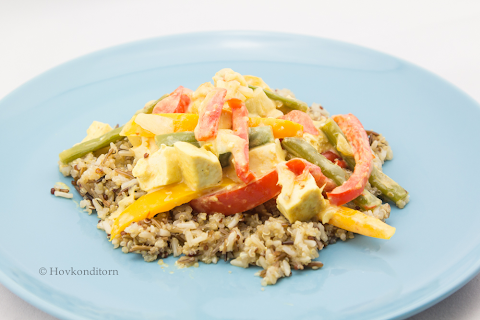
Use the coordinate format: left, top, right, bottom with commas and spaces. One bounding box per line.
59, 95, 169, 164
248, 85, 308, 112
248, 126, 274, 149
134, 94, 169, 115
282, 137, 346, 185
320, 118, 408, 206
155, 132, 200, 148
281, 137, 382, 210
156, 128, 274, 150
59, 127, 124, 164
218, 153, 232, 168
354, 190, 384, 210
321, 118, 356, 168
369, 169, 409, 205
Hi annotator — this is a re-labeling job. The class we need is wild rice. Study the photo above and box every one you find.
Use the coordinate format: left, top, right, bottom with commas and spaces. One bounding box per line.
115, 169, 135, 179
118, 150, 134, 157
58, 105, 396, 285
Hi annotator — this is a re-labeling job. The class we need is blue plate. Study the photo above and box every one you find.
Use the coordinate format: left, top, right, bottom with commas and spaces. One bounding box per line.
1, 31, 479, 320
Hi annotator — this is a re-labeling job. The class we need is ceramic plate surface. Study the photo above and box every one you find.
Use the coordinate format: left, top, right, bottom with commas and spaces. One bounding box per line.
1, 31, 480, 320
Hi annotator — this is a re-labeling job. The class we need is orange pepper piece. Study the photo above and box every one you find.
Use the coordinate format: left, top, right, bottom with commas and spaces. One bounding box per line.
248, 117, 303, 139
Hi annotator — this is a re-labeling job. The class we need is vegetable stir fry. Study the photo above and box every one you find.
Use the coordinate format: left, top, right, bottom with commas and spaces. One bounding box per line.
58, 68, 408, 285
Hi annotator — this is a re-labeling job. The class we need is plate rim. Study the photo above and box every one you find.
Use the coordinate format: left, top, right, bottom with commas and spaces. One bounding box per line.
1, 30, 480, 320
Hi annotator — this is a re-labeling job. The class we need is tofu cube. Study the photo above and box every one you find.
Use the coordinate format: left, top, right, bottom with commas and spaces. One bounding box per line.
174, 141, 222, 191
249, 141, 285, 178
277, 173, 325, 223
132, 145, 182, 191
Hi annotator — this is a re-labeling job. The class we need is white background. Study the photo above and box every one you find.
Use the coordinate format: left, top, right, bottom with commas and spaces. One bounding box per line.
1, 0, 480, 319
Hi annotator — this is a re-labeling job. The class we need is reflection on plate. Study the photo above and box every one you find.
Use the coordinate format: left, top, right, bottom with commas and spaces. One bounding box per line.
0, 31, 480, 320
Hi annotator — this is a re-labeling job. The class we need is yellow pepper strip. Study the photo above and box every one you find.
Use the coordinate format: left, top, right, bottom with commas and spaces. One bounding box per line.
120, 113, 199, 138
120, 116, 154, 137
159, 113, 199, 132
110, 178, 236, 240
248, 117, 303, 139
318, 204, 396, 239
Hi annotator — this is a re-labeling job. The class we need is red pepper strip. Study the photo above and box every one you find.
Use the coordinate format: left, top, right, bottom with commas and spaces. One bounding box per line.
322, 151, 348, 169
194, 88, 227, 141
284, 158, 336, 193
334, 159, 348, 169
191, 158, 335, 215
190, 170, 281, 215
280, 110, 320, 135
152, 86, 192, 114
327, 114, 373, 206
228, 98, 256, 184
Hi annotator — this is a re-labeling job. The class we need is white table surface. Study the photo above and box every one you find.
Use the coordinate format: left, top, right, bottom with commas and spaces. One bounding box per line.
1, 1, 480, 319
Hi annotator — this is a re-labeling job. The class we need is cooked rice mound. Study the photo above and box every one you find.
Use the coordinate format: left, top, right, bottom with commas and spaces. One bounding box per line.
59, 129, 395, 285
58, 77, 399, 285
58, 141, 340, 285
